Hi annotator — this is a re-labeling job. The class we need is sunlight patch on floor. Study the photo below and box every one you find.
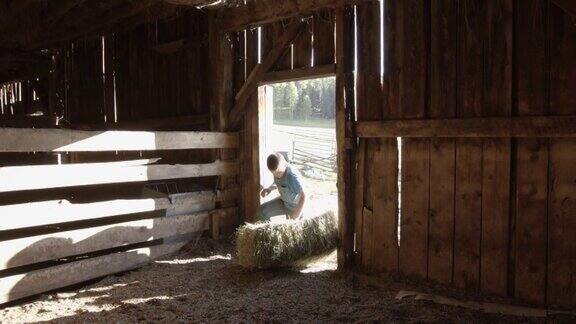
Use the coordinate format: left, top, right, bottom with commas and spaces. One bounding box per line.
155, 255, 231, 265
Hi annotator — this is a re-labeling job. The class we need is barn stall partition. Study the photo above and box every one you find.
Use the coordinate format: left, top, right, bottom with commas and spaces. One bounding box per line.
0, 8, 241, 304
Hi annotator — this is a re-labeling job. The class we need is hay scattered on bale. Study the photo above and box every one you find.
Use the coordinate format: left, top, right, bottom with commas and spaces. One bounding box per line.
235, 210, 338, 270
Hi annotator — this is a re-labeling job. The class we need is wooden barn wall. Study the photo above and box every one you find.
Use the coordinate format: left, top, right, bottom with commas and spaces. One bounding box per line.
0, 9, 243, 304
354, 0, 576, 309
58, 9, 214, 193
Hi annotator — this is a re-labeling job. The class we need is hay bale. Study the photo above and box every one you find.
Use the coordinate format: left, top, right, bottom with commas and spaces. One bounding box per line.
236, 210, 338, 270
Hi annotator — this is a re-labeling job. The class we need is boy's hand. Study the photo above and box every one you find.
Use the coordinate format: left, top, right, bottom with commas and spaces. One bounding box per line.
260, 188, 271, 198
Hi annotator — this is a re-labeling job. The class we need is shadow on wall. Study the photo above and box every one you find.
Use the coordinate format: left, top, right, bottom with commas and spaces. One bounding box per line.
1, 193, 213, 305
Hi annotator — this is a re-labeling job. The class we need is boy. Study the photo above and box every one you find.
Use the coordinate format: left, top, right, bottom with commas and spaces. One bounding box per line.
258, 153, 306, 221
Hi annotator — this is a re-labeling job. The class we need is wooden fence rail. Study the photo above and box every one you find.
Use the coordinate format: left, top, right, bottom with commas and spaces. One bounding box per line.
0, 160, 239, 193
0, 128, 239, 152
0, 189, 239, 232
354, 116, 576, 138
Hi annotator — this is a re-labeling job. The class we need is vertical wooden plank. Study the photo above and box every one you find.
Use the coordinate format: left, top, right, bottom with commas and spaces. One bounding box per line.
244, 27, 261, 224
480, 0, 513, 296
397, 0, 430, 279
335, 7, 356, 268
293, 19, 312, 69
428, 0, 457, 285
376, 0, 403, 274
362, 144, 376, 269
547, 2, 576, 308
515, 139, 549, 303
454, 0, 484, 291
356, 1, 382, 270
514, 0, 549, 305
313, 10, 335, 66
353, 139, 366, 266
372, 139, 399, 272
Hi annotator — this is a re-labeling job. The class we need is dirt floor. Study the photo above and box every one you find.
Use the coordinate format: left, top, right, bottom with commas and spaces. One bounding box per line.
1, 238, 572, 323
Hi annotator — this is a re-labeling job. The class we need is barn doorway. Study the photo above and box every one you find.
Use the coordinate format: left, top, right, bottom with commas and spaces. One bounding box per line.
257, 77, 337, 222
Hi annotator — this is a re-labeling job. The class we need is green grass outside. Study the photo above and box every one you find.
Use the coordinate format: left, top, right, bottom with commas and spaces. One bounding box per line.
273, 118, 335, 129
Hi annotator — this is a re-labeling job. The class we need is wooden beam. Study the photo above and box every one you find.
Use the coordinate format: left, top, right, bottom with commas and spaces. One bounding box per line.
0, 128, 238, 152
0, 208, 236, 271
0, 239, 190, 304
217, 0, 372, 31
228, 21, 305, 127
80, 114, 210, 131
164, 0, 222, 7
354, 116, 576, 138
0, 189, 239, 232
260, 64, 336, 85
552, 0, 576, 17
42, 0, 86, 27
335, 7, 355, 269
0, 160, 239, 193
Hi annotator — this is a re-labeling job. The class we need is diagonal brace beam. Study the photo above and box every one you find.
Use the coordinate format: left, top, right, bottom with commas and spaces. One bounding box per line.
553, 0, 576, 17
228, 20, 305, 128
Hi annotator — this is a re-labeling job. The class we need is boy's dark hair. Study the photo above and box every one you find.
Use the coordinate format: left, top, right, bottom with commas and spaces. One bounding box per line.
267, 154, 279, 171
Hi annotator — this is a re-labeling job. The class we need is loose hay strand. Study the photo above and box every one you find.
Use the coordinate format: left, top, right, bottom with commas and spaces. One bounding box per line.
236, 210, 338, 269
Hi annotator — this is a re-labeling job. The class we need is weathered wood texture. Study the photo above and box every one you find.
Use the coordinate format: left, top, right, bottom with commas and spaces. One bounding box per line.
0, 160, 238, 192
0, 208, 225, 270
0, 189, 238, 232
0, 239, 192, 304
335, 6, 356, 268
0, 7, 234, 307
352, 0, 576, 308
0, 128, 239, 152
547, 2, 576, 309
354, 116, 576, 138
355, 0, 382, 270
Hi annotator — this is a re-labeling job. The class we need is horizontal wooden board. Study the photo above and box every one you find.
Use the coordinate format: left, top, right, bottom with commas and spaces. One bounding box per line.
0, 160, 239, 193
0, 128, 239, 152
0, 239, 191, 304
0, 208, 236, 270
0, 189, 238, 232
355, 116, 576, 138
260, 64, 336, 85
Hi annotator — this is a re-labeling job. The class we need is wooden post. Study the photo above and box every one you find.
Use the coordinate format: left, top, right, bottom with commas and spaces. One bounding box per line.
208, 15, 236, 238
335, 7, 355, 269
